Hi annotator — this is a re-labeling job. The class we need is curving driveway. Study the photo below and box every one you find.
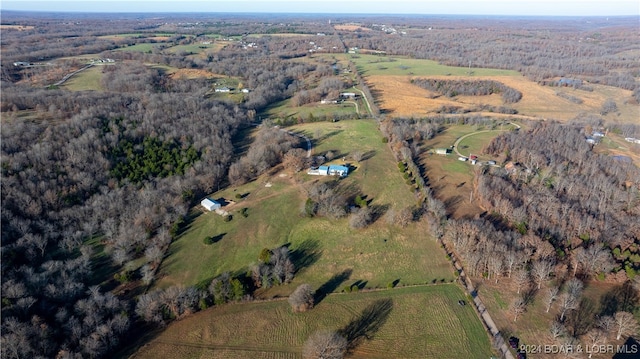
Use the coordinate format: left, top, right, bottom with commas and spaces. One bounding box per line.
453, 122, 521, 158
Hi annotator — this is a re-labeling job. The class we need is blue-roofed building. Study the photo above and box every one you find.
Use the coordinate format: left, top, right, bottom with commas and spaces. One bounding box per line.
307, 164, 349, 177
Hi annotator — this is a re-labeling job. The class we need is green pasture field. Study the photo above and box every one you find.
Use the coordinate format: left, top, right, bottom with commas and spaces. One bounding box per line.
61, 66, 104, 91
100, 33, 177, 38
133, 284, 493, 359
154, 120, 454, 294
326, 53, 520, 77
166, 43, 218, 55
263, 99, 360, 121
115, 43, 163, 53
455, 125, 516, 159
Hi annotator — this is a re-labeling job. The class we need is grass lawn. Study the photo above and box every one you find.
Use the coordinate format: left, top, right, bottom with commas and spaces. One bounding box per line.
154, 120, 454, 294
456, 124, 516, 159
132, 284, 493, 359
61, 65, 105, 91
264, 100, 360, 121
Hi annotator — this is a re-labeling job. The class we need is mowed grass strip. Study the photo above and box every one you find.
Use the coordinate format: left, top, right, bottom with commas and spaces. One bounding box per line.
133, 285, 493, 359
331, 53, 520, 77
155, 120, 454, 292
61, 66, 105, 91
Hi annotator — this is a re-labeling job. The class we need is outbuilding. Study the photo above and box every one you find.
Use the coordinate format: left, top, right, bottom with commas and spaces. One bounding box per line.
328, 165, 349, 177
201, 198, 221, 211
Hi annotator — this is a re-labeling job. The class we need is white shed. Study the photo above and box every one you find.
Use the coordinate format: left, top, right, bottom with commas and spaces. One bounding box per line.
201, 198, 221, 211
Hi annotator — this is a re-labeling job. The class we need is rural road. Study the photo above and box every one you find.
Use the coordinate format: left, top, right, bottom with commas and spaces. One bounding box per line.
453, 122, 521, 158
283, 130, 312, 158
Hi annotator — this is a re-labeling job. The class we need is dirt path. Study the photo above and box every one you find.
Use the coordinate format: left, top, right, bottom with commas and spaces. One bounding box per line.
353, 86, 373, 117
50, 63, 93, 87
283, 130, 312, 157
442, 240, 515, 359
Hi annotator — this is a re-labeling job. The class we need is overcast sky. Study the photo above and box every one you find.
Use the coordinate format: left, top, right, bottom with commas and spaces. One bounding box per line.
2, 0, 639, 16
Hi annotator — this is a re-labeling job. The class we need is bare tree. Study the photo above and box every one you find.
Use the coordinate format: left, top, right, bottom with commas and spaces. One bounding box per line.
283, 148, 308, 173
513, 268, 530, 294
564, 278, 584, 299
558, 293, 578, 322
395, 206, 413, 228
303, 331, 347, 359
288, 284, 315, 313
600, 98, 618, 115
144, 245, 164, 266
504, 250, 525, 278
584, 328, 606, 358
544, 285, 560, 313
596, 315, 615, 336
511, 296, 527, 322
140, 264, 155, 286
550, 320, 566, 341
574, 244, 614, 278
349, 207, 373, 229
487, 253, 504, 283
351, 150, 364, 163
531, 259, 554, 289
614, 311, 639, 340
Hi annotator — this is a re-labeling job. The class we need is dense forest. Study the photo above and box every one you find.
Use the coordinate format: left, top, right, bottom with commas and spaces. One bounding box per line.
1, 10, 639, 358
478, 122, 640, 279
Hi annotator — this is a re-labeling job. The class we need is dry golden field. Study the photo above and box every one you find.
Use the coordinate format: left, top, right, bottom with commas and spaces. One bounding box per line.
167, 68, 221, 80
368, 75, 638, 123
334, 24, 371, 32
0, 25, 35, 31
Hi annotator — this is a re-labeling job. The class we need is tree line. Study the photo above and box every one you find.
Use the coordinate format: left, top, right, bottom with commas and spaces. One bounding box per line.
412, 78, 522, 103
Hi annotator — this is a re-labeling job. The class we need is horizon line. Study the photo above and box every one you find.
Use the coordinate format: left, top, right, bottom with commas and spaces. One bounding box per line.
2, 9, 639, 18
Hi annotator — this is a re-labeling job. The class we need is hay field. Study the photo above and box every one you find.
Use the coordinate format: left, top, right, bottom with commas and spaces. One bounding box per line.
334, 25, 371, 32
167, 68, 221, 80
0, 25, 34, 31
132, 285, 493, 359
368, 74, 638, 122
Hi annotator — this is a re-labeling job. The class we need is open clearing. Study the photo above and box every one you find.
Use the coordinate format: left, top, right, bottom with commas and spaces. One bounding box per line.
366, 74, 637, 122
262, 99, 360, 121
334, 25, 372, 32
133, 285, 493, 359
154, 120, 455, 295
166, 68, 221, 80
61, 65, 105, 91
417, 124, 511, 219
0, 25, 35, 31
323, 54, 637, 122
